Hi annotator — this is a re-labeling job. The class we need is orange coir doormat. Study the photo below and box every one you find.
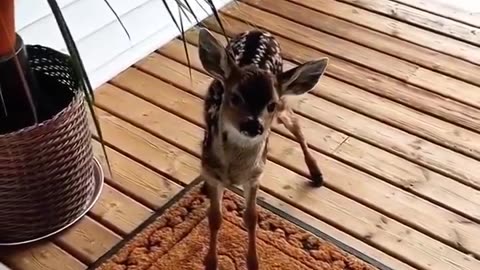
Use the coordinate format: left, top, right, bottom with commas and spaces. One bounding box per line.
90, 181, 388, 270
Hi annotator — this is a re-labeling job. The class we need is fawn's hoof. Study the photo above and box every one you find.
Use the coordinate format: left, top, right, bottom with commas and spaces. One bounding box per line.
247, 254, 259, 270
200, 181, 209, 196
310, 171, 324, 187
204, 252, 217, 270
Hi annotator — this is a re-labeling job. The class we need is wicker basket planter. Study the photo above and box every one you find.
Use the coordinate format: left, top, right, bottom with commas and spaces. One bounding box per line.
0, 43, 97, 244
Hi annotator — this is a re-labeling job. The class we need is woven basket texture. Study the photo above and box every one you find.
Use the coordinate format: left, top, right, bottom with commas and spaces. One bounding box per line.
0, 45, 95, 243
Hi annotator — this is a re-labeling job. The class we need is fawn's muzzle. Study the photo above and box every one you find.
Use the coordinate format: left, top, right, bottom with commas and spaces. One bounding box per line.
239, 119, 264, 137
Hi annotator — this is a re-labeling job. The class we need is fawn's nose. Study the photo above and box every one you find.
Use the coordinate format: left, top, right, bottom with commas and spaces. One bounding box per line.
239, 118, 264, 137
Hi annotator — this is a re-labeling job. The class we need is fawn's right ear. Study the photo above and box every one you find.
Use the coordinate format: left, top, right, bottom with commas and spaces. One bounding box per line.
278, 58, 329, 96
198, 28, 236, 81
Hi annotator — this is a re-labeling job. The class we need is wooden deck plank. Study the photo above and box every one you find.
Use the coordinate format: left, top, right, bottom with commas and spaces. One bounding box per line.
286, 0, 480, 64
3, 2, 480, 269
54, 126, 183, 265
91, 107, 201, 185
89, 184, 153, 235
137, 51, 480, 192
52, 183, 154, 264
337, 0, 480, 45
229, 2, 411, 77
199, 15, 480, 135
90, 98, 411, 270
125, 57, 480, 256
54, 216, 121, 265
94, 83, 480, 270
194, 17, 480, 187
335, 136, 480, 218
90, 108, 415, 270
249, 0, 480, 87
0, 243, 85, 270
91, 141, 183, 209
311, 75, 480, 160
47, 131, 183, 265
393, 0, 480, 28
111, 68, 347, 154
167, 32, 480, 168
158, 38, 480, 223
289, 85, 480, 188
49, 140, 182, 264
256, 190, 416, 270
226, 2, 480, 110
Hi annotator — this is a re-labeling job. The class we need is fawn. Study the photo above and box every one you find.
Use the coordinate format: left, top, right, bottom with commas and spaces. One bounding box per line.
197, 28, 329, 270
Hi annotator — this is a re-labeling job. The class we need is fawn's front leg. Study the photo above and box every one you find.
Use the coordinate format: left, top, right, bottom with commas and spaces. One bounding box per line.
243, 181, 260, 270
205, 180, 224, 270
277, 103, 323, 187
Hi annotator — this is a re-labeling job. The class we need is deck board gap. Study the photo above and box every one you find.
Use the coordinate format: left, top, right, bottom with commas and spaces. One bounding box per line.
52, 216, 121, 265
107, 65, 480, 258
154, 45, 480, 216
156, 45, 480, 193
193, 21, 480, 190
91, 134, 189, 189
206, 11, 480, 125
94, 102, 201, 165
334, 0, 480, 46
234, 1, 480, 92
92, 83, 480, 270
161, 38, 480, 161
390, 0, 480, 28
278, 0, 480, 87
277, 0, 480, 66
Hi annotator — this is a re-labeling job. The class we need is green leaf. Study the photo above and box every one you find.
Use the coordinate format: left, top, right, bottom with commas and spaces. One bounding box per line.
45, 0, 232, 178
178, 2, 193, 80
183, 0, 200, 24
159, 0, 229, 79
202, 0, 229, 43
103, 0, 131, 41
47, 0, 112, 176
194, 0, 210, 17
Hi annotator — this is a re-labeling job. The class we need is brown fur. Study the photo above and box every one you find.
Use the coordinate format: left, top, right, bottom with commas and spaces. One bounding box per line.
198, 28, 328, 270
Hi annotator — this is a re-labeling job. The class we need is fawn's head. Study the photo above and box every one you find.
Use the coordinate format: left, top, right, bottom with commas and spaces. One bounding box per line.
198, 29, 328, 142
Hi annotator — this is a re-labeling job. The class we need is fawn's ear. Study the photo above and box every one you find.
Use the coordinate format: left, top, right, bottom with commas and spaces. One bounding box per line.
198, 28, 236, 81
278, 58, 328, 96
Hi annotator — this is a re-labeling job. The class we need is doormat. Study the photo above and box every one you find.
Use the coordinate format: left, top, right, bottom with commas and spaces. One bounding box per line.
90, 180, 389, 270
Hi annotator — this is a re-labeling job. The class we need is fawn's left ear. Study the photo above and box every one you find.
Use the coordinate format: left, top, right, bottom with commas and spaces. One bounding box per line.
277, 58, 329, 96
198, 28, 237, 81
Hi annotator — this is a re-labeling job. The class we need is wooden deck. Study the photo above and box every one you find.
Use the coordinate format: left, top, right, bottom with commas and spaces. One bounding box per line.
2, 0, 480, 269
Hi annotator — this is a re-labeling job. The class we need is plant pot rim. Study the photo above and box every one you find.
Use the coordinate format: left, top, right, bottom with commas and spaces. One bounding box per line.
0, 34, 23, 63
0, 90, 83, 139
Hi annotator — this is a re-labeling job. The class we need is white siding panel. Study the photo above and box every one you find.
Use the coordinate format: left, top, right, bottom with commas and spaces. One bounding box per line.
16, 0, 232, 89
15, 0, 77, 30
101, 0, 150, 15
89, 0, 232, 88
18, 0, 117, 53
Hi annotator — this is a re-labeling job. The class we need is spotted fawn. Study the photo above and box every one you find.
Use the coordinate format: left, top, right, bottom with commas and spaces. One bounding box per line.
197, 28, 329, 270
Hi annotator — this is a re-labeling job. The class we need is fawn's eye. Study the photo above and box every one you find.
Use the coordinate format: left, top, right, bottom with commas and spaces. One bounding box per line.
267, 102, 276, 113
230, 94, 242, 106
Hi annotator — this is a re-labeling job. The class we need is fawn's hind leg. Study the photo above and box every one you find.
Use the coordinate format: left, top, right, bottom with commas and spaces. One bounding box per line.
204, 180, 224, 270
277, 103, 323, 187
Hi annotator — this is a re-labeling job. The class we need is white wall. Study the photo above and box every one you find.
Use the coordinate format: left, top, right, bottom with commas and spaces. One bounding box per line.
15, 0, 231, 89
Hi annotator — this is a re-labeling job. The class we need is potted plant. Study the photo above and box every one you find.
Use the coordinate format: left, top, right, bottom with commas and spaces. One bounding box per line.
0, 0, 225, 245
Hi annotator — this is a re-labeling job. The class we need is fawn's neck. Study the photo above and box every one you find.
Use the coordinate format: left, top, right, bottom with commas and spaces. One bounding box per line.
202, 116, 268, 185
